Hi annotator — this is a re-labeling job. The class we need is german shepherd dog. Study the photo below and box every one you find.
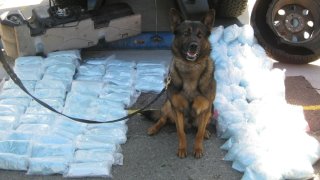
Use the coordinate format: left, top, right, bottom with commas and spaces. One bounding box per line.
146, 8, 216, 158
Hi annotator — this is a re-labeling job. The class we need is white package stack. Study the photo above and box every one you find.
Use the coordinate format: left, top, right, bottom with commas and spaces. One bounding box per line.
135, 62, 167, 93
43, 50, 79, 87
13, 56, 44, 81
0, 50, 133, 177
210, 24, 320, 179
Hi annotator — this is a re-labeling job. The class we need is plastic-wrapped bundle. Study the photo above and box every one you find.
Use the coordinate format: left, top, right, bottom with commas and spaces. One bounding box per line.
27, 157, 68, 175
89, 97, 125, 110
25, 105, 63, 115
135, 62, 167, 93
16, 124, 50, 133
64, 92, 97, 104
223, 24, 241, 43
77, 64, 106, 76
18, 114, 56, 125
104, 69, 133, 79
62, 104, 91, 120
34, 88, 66, 100
105, 59, 135, 69
53, 117, 87, 135
4, 131, 33, 141
0, 98, 31, 109
63, 92, 96, 119
51, 118, 87, 139
101, 83, 134, 96
99, 91, 133, 107
103, 61, 136, 86
78, 131, 126, 146
29, 98, 64, 108
70, 81, 104, 96
3, 80, 36, 90
75, 137, 121, 151
74, 150, 123, 165
15, 56, 43, 67
210, 26, 224, 44
104, 75, 135, 87
64, 161, 113, 178
0, 116, 19, 130
14, 56, 44, 81
86, 105, 128, 122
75, 75, 103, 81
79, 130, 127, 145
32, 134, 72, 145
100, 83, 140, 107
85, 54, 115, 65
73, 149, 118, 163
85, 126, 127, 140
0, 104, 26, 116
0, 153, 29, 170
45, 64, 76, 77
42, 56, 78, 88
42, 73, 74, 88
47, 50, 81, 61
0, 88, 33, 99
43, 56, 79, 69
84, 58, 107, 65
0, 140, 31, 155
14, 66, 44, 81
30, 143, 74, 161
136, 63, 167, 76
238, 24, 256, 46
135, 75, 165, 93
87, 122, 127, 130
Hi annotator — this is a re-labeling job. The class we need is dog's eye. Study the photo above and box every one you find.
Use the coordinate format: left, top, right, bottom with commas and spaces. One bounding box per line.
197, 32, 203, 38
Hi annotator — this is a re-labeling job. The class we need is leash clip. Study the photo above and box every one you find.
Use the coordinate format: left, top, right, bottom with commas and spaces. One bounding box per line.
165, 75, 171, 90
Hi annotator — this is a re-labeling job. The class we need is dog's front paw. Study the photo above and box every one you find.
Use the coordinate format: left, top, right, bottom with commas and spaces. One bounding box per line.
193, 148, 203, 159
147, 127, 158, 136
177, 148, 187, 158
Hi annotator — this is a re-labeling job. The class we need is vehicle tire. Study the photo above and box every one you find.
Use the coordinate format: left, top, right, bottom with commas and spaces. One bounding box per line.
215, 0, 248, 18
53, 0, 87, 7
251, 0, 320, 64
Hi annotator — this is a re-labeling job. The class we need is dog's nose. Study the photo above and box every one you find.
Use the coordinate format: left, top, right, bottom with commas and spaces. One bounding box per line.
189, 42, 198, 51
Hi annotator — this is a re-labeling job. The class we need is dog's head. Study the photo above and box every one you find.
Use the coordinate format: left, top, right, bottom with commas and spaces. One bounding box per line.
170, 8, 215, 62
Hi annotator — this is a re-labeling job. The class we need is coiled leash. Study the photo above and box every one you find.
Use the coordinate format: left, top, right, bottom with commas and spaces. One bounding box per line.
0, 50, 169, 124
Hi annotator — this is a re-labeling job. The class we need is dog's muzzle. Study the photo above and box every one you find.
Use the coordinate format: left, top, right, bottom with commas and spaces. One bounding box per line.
186, 42, 199, 61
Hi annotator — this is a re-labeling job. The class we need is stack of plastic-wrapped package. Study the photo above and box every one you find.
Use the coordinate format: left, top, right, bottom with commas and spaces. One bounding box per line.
135, 61, 168, 93
0, 49, 170, 177
211, 24, 320, 179
0, 50, 129, 178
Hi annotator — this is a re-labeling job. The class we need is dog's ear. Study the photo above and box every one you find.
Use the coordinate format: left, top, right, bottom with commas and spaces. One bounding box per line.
169, 8, 184, 32
202, 9, 215, 30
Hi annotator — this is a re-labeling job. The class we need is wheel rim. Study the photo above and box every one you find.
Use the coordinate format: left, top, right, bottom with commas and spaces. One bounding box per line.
267, 0, 320, 44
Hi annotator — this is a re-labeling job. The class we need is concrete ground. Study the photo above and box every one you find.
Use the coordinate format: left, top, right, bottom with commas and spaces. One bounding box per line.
0, 0, 320, 180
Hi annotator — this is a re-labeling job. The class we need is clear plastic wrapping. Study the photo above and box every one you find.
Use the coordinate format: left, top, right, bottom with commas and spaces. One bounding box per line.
78, 64, 106, 76
27, 157, 68, 175
64, 161, 113, 178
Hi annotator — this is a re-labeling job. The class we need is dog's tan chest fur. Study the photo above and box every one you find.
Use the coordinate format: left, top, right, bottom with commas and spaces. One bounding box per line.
174, 58, 208, 99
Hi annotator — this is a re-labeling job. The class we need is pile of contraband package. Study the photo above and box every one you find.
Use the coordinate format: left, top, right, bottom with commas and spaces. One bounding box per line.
0, 24, 319, 179
0, 50, 167, 178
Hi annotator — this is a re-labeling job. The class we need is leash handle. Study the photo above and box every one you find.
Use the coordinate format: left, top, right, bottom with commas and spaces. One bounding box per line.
0, 50, 165, 124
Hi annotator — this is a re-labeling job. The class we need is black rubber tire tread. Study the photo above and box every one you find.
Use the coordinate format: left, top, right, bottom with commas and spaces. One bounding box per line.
217, 0, 248, 18
263, 43, 319, 64
251, 0, 320, 64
